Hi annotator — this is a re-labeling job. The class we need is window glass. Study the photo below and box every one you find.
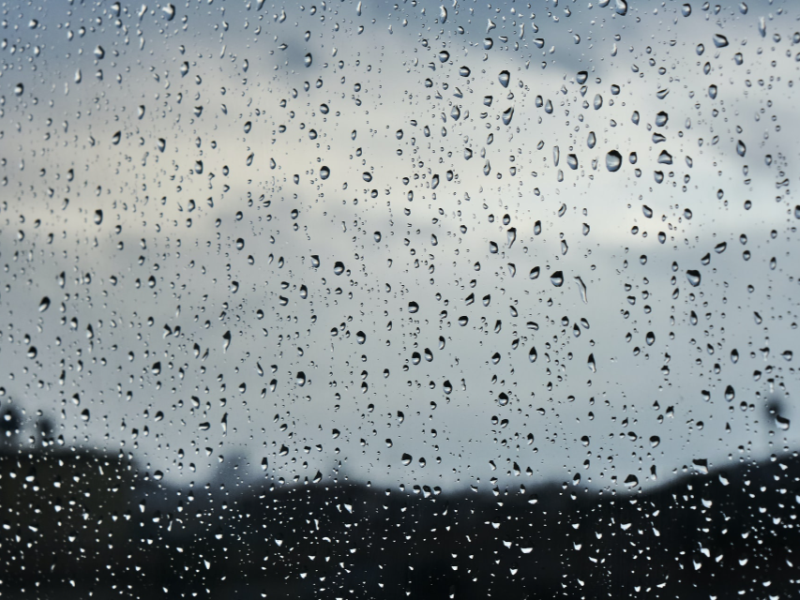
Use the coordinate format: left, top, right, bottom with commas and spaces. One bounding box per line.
2, 1, 798, 598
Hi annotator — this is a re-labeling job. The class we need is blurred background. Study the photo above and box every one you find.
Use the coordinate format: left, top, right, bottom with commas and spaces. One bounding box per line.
0, 0, 798, 597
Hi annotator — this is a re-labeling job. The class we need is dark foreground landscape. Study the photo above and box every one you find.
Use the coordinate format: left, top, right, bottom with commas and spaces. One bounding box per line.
0, 440, 797, 600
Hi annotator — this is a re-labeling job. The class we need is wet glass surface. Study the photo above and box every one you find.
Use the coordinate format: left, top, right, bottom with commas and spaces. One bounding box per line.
1, 1, 798, 598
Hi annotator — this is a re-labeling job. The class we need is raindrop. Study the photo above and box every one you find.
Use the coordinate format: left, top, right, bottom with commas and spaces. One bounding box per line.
574, 276, 588, 303
498, 70, 510, 88
686, 270, 702, 287
507, 228, 516, 248
567, 154, 578, 170
606, 150, 623, 172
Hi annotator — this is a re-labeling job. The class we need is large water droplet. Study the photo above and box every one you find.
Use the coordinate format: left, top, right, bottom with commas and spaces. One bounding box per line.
606, 150, 622, 172
686, 270, 702, 287
713, 34, 729, 48
498, 70, 510, 88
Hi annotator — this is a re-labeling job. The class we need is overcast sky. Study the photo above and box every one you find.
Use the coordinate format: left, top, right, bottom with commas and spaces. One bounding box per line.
0, 0, 798, 494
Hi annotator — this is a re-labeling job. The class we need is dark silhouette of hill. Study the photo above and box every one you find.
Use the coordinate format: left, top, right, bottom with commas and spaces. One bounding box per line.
0, 443, 797, 599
